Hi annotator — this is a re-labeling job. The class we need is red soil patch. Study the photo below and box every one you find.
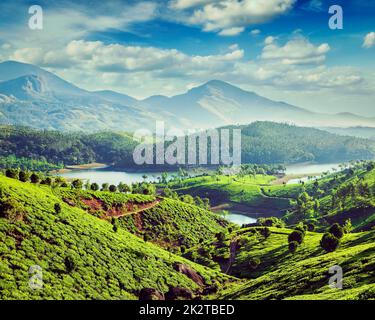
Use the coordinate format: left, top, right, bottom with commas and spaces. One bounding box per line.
81, 198, 105, 211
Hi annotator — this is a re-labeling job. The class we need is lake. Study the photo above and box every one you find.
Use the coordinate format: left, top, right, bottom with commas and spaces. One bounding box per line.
285, 163, 341, 175
223, 213, 257, 225
285, 163, 342, 185
59, 162, 342, 186
59, 169, 163, 185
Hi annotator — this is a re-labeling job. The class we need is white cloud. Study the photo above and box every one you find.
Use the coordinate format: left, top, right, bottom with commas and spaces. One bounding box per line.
169, 0, 214, 10
0, 1, 157, 52
363, 32, 375, 49
172, 0, 296, 35
261, 36, 330, 65
250, 29, 261, 36
218, 27, 244, 36
264, 36, 276, 45
301, 0, 323, 12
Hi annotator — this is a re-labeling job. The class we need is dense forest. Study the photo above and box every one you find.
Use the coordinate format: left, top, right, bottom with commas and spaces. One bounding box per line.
1, 122, 375, 171
236, 122, 375, 163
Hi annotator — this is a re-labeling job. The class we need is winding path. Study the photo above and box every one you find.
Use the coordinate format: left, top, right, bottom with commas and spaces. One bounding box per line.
104, 199, 161, 219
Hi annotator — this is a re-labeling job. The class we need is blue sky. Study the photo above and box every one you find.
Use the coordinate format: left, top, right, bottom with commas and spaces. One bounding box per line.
0, 0, 374, 115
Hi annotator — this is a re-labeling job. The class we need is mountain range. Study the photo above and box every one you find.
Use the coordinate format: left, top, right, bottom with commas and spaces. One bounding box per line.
0, 60, 374, 132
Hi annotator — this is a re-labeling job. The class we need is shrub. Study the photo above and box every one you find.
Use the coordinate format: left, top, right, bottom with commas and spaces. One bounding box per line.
294, 223, 307, 235
248, 257, 260, 270
64, 256, 76, 273
30, 173, 40, 184
260, 227, 271, 239
328, 223, 344, 239
320, 233, 340, 252
288, 241, 299, 253
41, 177, 52, 185
90, 183, 99, 191
258, 217, 285, 228
54, 203, 62, 214
307, 223, 315, 232
343, 219, 353, 234
288, 230, 304, 244
5, 168, 19, 179
109, 185, 117, 192
19, 171, 30, 182
215, 232, 226, 242
111, 217, 118, 233
71, 179, 83, 189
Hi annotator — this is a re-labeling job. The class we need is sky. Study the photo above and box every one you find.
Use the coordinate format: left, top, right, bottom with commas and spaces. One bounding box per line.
0, 0, 374, 116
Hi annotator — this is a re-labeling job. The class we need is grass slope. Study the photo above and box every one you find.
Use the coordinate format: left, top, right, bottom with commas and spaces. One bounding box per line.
218, 227, 375, 300
51, 187, 229, 249
167, 175, 291, 214
0, 176, 229, 300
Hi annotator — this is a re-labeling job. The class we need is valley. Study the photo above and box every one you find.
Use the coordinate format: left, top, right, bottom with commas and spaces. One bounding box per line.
0, 61, 374, 301
1, 159, 374, 300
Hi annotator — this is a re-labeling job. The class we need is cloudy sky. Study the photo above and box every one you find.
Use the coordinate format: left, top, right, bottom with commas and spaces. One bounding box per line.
0, 0, 374, 115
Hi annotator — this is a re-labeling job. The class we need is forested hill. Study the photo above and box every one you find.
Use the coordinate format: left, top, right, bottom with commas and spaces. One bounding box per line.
233, 122, 375, 164
1, 122, 375, 170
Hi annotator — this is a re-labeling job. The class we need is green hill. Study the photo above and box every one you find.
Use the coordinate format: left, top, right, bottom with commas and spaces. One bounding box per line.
217, 227, 375, 300
51, 186, 229, 250
166, 174, 291, 214
0, 175, 230, 300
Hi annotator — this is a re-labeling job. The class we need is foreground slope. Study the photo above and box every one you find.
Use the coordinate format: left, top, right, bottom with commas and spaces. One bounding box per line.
218, 227, 375, 300
0, 176, 229, 299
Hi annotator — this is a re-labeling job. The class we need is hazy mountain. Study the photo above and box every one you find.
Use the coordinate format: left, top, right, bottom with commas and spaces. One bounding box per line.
320, 126, 375, 140
93, 90, 138, 106
1, 61, 375, 131
140, 80, 375, 129
0, 61, 154, 131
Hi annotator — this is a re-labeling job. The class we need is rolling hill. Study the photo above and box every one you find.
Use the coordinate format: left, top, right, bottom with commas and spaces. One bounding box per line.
0, 174, 230, 300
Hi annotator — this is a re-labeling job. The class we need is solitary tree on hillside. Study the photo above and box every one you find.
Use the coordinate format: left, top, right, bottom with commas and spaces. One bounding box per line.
30, 173, 40, 184
90, 183, 99, 191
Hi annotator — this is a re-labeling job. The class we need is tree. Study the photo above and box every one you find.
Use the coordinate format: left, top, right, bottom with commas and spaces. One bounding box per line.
101, 183, 109, 191
64, 256, 76, 273
18, 170, 30, 182
289, 241, 299, 253
71, 179, 83, 189
118, 182, 130, 193
328, 223, 344, 239
307, 223, 315, 232
30, 173, 40, 184
248, 257, 260, 270
41, 177, 52, 185
215, 232, 226, 242
343, 219, 353, 234
109, 185, 117, 192
54, 203, 62, 214
111, 217, 118, 232
261, 227, 271, 239
320, 233, 340, 252
5, 168, 19, 179
288, 230, 304, 244
90, 183, 99, 191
